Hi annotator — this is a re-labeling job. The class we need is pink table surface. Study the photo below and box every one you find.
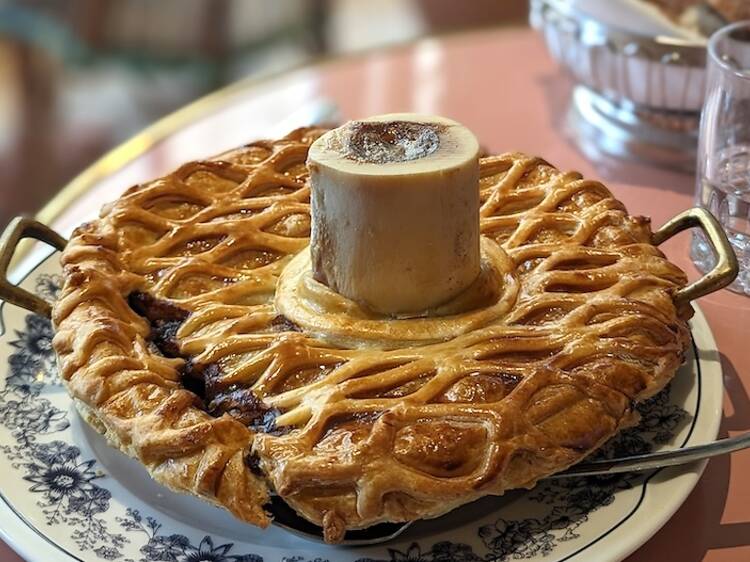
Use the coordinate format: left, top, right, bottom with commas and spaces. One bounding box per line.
4, 24, 750, 562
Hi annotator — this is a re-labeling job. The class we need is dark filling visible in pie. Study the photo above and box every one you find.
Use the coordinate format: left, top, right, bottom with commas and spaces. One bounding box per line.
128, 291, 189, 358
270, 314, 301, 332
127, 290, 286, 434
180, 359, 217, 404
244, 451, 264, 477
206, 385, 286, 434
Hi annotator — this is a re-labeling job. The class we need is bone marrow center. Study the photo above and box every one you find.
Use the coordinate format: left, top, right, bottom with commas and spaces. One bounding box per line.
343, 120, 442, 164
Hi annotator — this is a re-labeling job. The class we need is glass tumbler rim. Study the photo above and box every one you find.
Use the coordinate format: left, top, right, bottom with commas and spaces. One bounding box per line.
708, 20, 750, 81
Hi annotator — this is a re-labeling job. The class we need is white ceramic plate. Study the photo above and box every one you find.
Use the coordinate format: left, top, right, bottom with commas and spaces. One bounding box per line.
0, 249, 723, 562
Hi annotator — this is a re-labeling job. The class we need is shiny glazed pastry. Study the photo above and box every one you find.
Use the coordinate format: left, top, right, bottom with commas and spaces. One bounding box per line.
52, 116, 691, 543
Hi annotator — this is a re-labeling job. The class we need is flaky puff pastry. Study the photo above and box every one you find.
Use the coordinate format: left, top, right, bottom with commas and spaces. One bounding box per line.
52, 127, 691, 543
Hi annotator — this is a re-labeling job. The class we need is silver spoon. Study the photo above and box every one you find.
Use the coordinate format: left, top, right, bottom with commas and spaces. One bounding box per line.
273, 431, 750, 545
554, 430, 750, 478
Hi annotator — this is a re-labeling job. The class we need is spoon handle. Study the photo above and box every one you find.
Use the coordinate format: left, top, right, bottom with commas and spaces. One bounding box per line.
552, 431, 750, 478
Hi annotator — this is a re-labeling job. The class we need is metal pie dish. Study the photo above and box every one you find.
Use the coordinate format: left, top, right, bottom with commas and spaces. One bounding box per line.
0, 204, 739, 545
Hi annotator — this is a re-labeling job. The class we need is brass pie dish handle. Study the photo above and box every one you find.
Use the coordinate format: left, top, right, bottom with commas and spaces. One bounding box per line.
0, 217, 68, 318
652, 207, 739, 307
0, 207, 739, 319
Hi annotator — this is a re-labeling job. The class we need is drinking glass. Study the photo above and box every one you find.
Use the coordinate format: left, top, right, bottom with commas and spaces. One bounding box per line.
691, 21, 750, 295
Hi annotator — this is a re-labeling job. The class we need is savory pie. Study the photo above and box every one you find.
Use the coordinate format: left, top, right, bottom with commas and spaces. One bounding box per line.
51, 127, 691, 543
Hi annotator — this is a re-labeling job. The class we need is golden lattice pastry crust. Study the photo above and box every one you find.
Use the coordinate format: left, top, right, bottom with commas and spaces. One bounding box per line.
52, 127, 691, 543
